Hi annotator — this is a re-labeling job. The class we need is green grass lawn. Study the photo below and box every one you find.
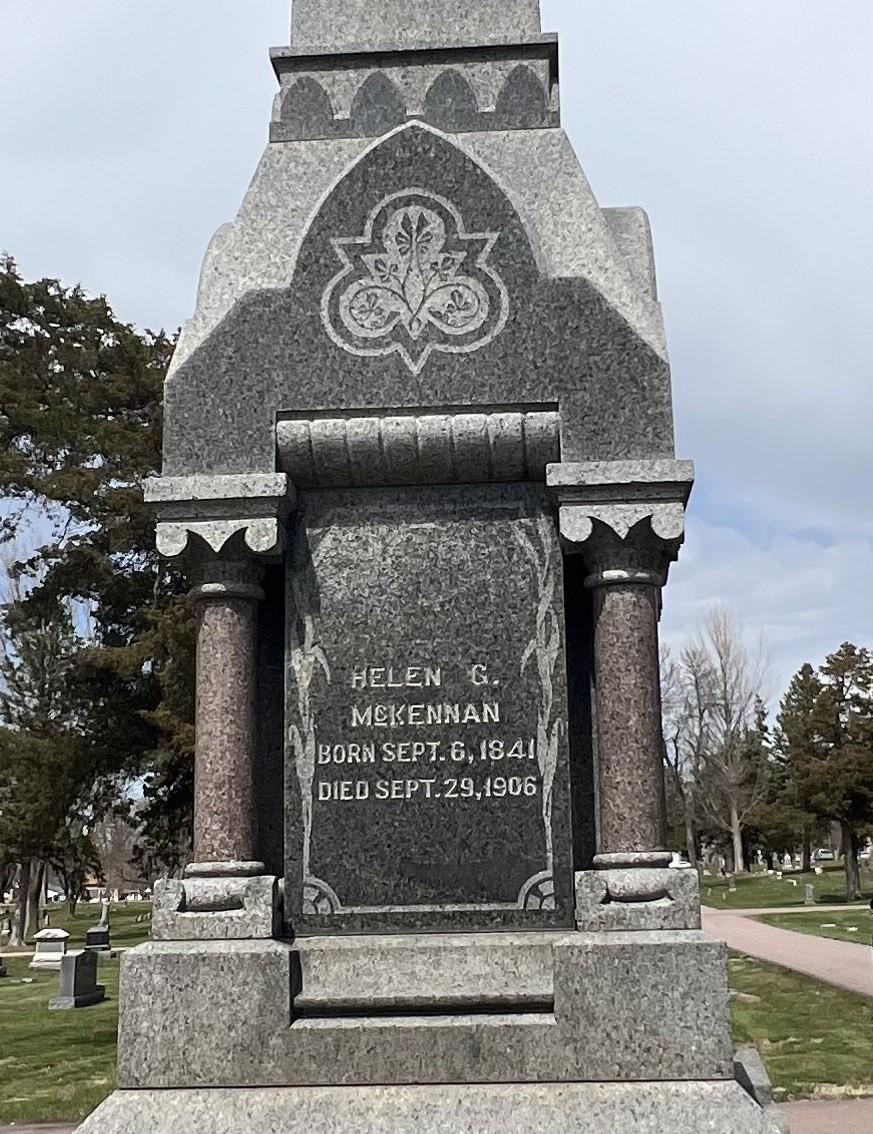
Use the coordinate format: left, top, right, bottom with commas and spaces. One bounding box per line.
0, 954, 120, 1124
701, 863, 873, 910
730, 953, 873, 1101
758, 909, 873, 945
1, 902, 152, 952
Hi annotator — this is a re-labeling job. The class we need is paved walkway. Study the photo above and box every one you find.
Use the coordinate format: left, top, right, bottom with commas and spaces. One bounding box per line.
783, 1099, 873, 1133
723, 904, 870, 917
703, 907, 873, 997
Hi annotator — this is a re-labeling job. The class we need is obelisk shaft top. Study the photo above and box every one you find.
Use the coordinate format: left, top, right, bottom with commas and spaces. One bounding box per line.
290, 0, 542, 51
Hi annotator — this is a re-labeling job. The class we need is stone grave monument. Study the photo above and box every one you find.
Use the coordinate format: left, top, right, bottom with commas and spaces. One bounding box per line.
29, 927, 69, 971
79, 2, 786, 1131
85, 898, 112, 952
49, 949, 106, 1010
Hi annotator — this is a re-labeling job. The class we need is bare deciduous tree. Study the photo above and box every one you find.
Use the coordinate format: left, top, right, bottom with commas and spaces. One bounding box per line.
663, 608, 770, 872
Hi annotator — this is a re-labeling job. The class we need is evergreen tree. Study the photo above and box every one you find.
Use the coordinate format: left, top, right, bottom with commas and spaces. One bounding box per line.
779, 647, 873, 900
0, 256, 194, 908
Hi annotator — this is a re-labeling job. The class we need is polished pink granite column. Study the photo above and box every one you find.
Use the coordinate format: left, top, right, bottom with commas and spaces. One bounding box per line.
191, 565, 263, 866
590, 579, 666, 856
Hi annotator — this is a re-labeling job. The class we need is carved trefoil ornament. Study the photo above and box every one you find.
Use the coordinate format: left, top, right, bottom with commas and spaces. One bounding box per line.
322, 189, 509, 375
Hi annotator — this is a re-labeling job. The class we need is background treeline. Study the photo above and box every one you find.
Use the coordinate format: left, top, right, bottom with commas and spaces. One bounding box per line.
1, 264, 871, 944
663, 609, 873, 899
0, 259, 193, 943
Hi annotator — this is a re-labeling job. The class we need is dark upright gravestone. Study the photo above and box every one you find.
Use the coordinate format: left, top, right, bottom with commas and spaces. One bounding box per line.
49, 949, 106, 1010
77, 2, 786, 1132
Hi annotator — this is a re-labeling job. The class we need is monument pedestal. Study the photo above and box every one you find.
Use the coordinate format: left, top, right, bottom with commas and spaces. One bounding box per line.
78, 1081, 784, 1134
78, 923, 785, 1133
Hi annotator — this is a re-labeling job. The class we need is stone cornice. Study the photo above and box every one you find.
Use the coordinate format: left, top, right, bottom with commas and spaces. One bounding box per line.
547, 460, 694, 586
144, 474, 295, 561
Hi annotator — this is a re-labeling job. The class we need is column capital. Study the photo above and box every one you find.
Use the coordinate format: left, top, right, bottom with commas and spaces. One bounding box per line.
144, 474, 296, 563
547, 460, 694, 587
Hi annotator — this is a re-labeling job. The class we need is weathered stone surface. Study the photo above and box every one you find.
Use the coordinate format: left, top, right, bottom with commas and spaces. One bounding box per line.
49, 949, 106, 1010
290, 0, 542, 52
115, 932, 734, 1089
152, 875, 279, 941
76, 1081, 786, 1134
293, 932, 555, 1014
575, 867, 701, 931
285, 484, 573, 934
144, 473, 293, 560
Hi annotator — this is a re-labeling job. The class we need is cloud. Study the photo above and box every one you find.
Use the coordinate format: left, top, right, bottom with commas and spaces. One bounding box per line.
663, 516, 873, 701
2, 0, 871, 704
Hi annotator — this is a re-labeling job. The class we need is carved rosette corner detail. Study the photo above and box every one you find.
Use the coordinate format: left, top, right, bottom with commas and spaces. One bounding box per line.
322, 188, 509, 375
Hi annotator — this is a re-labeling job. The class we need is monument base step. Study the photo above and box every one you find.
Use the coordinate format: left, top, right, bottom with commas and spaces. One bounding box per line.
77, 1080, 786, 1133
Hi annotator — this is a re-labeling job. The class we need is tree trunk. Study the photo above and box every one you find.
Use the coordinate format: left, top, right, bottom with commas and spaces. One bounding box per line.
730, 804, 746, 873
11, 859, 30, 947
843, 824, 862, 900
22, 860, 44, 942
683, 812, 698, 868
801, 841, 812, 873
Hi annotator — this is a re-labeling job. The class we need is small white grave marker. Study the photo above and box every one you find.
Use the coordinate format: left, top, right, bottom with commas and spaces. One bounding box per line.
29, 928, 70, 971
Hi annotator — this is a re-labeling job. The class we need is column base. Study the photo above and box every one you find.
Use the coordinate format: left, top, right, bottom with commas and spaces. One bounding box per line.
152, 871, 279, 941
76, 1080, 786, 1134
575, 863, 701, 931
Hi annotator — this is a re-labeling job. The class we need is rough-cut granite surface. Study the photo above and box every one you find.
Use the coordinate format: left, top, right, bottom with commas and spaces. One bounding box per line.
290, 0, 542, 51
115, 933, 733, 1089
76, 1081, 785, 1134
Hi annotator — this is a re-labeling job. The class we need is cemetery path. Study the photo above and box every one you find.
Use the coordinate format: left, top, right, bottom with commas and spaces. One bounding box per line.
783, 1099, 873, 1133
717, 904, 869, 917
702, 907, 873, 997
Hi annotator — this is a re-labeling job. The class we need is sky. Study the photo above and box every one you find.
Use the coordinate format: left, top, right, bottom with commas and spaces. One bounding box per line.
2, 1, 872, 702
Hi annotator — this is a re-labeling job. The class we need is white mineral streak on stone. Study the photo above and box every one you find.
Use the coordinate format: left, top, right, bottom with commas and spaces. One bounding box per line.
513, 516, 562, 876
288, 527, 332, 884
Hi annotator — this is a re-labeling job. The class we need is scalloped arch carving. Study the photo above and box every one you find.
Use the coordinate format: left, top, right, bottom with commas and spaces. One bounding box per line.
496, 64, 547, 121
424, 69, 479, 127
281, 77, 335, 136
350, 72, 407, 136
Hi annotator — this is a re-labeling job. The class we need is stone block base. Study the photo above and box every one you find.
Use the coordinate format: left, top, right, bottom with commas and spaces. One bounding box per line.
77, 1081, 786, 1133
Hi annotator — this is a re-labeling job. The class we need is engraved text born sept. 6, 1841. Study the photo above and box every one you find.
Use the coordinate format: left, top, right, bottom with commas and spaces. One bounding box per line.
316, 662, 541, 807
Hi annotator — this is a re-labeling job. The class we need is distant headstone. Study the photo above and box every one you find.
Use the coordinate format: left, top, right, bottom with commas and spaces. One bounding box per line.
86, 899, 112, 952
49, 949, 106, 1010
804, 885, 815, 906
29, 928, 70, 970
728, 875, 738, 893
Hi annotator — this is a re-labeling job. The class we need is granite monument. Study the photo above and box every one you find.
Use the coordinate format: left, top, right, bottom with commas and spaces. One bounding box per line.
78, 2, 787, 1130
49, 949, 106, 1010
